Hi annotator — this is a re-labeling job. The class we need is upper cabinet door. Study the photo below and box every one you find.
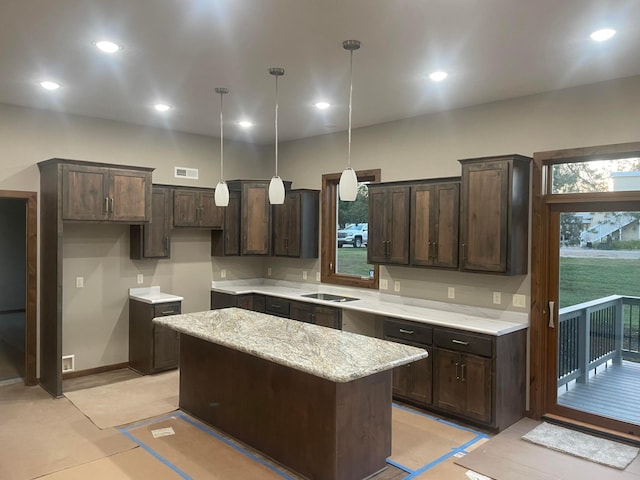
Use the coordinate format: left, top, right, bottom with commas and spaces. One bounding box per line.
198, 190, 224, 229
62, 165, 109, 221
109, 168, 151, 222
459, 155, 531, 274
62, 164, 150, 222
368, 185, 410, 265
173, 189, 199, 227
242, 182, 270, 255
432, 182, 459, 269
411, 184, 433, 266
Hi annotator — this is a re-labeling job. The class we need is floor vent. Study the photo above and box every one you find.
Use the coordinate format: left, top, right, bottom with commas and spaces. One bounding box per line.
174, 167, 199, 180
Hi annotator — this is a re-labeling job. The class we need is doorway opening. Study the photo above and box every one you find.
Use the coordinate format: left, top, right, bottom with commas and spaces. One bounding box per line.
0, 191, 37, 385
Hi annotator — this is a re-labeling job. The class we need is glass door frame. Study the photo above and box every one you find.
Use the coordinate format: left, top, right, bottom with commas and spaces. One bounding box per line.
530, 141, 640, 436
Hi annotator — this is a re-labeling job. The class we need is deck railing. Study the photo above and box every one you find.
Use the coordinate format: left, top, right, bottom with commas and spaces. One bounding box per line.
557, 295, 640, 388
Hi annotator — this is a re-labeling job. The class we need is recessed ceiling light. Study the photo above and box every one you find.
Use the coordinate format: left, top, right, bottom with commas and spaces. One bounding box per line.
429, 71, 448, 82
238, 120, 253, 128
590, 28, 616, 42
40, 81, 60, 90
315, 102, 330, 110
154, 104, 171, 112
96, 40, 121, 53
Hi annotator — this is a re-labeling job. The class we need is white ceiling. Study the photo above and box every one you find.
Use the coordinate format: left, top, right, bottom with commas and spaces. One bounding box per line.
1, 0, 639, 144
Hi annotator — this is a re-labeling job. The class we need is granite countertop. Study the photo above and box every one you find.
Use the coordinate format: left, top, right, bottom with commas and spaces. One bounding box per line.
154, 308, 428, 383
129, 286, 184, 304
211, 279, 529, 336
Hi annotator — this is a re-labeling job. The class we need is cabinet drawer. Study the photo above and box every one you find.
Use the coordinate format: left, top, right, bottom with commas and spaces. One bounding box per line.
153, 302, 181, 317
433, 329, 492, 357
383, 318, 432, 345
265, 297, 290, 317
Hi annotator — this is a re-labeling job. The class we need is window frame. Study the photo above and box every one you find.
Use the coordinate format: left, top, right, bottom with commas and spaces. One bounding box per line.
321, 169, 381, 289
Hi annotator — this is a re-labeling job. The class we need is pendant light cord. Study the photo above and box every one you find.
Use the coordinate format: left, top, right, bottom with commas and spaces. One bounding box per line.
348, 48, 353, 169
219, 91, 224, 180
275, 74, 279, 178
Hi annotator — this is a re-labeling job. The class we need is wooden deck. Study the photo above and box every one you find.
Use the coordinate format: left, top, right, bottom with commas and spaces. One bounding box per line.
558, 359, 640, 425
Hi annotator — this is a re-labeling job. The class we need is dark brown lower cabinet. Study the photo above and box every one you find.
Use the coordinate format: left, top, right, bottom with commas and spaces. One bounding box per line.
290, 301, 342, 329
210, 291, 265, 313
383, 318, 433, 405
433, 347, 491, 423
129, 300, 181, 375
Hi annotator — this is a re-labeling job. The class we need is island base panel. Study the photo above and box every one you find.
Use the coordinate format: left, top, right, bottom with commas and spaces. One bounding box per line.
178, 334, 392, 480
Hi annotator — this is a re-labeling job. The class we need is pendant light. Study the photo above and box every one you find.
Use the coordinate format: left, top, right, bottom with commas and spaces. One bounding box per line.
339, 39, 361, 201
214, 87, 229, 207
268, 67, 286, 204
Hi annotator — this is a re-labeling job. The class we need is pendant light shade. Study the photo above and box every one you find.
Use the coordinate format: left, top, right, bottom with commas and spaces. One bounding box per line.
339, 39, 361, 202
214, 87, 229, 207
268, 67, 286, 204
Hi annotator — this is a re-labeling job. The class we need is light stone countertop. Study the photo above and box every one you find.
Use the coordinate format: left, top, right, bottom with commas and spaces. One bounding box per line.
211, 279, 529, 336
154, 307, 428, 383
129, 286, 184, 304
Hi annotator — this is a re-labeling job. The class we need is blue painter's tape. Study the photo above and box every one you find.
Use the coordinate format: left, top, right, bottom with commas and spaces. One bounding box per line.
386, 457, 414, 474
175, 412, 295, 480
118, 428, 192, 480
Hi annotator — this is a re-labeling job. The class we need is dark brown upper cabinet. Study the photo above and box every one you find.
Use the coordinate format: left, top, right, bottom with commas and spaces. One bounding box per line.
272, 189, 319, 258
173, 187, 223, 228
130, 185, 173, 259
61, 163, 152, 222
212, 180, 291, 257
368, 183, 411, 265
411, 179, 460, 269
459, 154, 531, 275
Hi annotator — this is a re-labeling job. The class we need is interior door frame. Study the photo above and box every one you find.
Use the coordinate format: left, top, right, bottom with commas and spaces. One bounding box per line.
0, 190, 37, 385
530, 141, 640, 435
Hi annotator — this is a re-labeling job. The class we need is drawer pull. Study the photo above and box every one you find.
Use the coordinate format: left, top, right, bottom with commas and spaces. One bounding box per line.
270, 304, 281, 309
399, 328, 414, 335
452, 339, 469, 346
160, 310, 177, 315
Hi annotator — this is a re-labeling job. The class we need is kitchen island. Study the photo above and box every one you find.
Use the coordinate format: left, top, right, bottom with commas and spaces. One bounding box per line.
154, 307, 428, 480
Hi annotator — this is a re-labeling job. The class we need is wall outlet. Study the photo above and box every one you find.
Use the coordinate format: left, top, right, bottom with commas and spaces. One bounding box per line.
137, 274, 144, 284
493, 291, 502, 305
76, 277, 84, 288
220, 269, 226, 279
394, 281, 401, 292
302, 271, 308, 280
62, 354, 75, 372
267, 267, 272, 276
448, 287, 455, 299
512, 294, 527, 308
315, 271, 321, 282
380, 279, 388, 290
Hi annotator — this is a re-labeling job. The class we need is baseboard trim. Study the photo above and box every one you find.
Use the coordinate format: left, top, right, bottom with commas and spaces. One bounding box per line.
62, 362, 130, 380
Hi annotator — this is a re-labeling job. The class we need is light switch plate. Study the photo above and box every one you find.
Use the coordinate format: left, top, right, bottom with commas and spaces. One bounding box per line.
315, 271, 321, 281
137, 274, 144, 284
448, 287, 455, 299
76, 277, 84, 288
380, 279, 388, 290
302, 271, 308, 280
394, 281, 401, 292
220, 269, 226, 279
267, 267, 272, 276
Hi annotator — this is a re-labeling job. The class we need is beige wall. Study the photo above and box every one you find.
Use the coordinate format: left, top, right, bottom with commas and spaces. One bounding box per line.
2, 75, 640, 371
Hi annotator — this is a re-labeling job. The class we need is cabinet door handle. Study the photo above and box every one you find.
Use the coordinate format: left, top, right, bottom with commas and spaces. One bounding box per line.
104, 197, 109, 214
164, 236, 169, 251
452, 339, 469, 346
455, 362, 460, 380
399, 328, 414, 335
461, 243, 466, 262
461, 363, 466, 382
428, 241, 434, 260
109, 197, 114, 213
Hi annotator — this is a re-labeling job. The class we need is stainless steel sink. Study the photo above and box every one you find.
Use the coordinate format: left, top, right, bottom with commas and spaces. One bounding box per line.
300, 292, 359, 302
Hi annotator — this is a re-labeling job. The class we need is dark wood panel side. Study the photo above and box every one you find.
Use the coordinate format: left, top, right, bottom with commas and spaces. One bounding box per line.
37, 162, 63, 397
179, 334, 392, 480
494, 328, 527, 431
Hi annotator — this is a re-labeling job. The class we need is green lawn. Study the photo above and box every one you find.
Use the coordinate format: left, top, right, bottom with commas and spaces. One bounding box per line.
336, 246, 373, 278
559, 257, 640, 308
